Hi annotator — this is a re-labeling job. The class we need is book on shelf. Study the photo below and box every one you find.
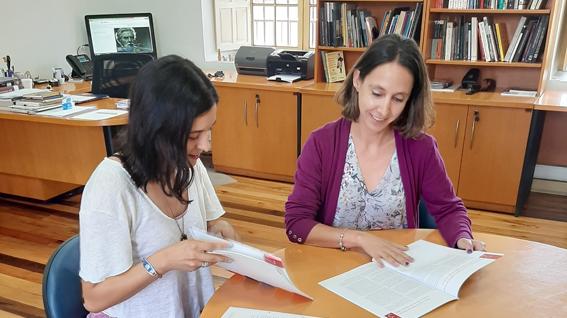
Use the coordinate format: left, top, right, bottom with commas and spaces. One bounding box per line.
494, 23, 508, 62
319, 240, 503, 318
322, 51, 346, 83
187, 227, 312, 299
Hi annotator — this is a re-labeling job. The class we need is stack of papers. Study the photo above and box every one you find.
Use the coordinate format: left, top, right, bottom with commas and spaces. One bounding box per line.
431, 83, 460, 93
500, 89, 537, 97
63, 93, 109, 104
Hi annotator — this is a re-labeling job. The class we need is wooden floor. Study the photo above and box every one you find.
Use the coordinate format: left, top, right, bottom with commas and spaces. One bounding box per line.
1, 175, 566, 317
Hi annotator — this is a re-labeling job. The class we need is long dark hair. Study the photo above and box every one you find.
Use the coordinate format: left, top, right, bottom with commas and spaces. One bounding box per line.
118, 55, 218, 203
336, 34, 434, 138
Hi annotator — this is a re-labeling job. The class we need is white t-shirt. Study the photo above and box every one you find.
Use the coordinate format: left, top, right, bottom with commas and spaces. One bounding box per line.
79, 158, 225, 318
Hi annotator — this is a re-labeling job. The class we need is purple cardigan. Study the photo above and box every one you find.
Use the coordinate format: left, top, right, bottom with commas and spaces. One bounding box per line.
285, 118, 472, 247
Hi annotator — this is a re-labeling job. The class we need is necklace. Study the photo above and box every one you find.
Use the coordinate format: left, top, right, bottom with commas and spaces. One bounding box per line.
167, 200, 194, 241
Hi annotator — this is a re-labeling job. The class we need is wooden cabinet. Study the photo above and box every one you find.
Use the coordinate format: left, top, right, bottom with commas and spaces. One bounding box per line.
212, 86, 298, 182
301, 92, 343, 147
427, 103, 469, 190
429, 103, 532, 213
458, 106, 532, 212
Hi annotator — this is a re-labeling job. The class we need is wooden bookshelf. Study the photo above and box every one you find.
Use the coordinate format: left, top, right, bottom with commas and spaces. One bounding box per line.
429, 9, 551, 14
423, 0, 559, 93
317, 46, 367, 52
315, 0, 426, 82
426, 59, 542, 67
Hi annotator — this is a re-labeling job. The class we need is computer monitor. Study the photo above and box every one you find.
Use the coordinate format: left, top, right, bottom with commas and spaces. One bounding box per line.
85, 13, 157, 58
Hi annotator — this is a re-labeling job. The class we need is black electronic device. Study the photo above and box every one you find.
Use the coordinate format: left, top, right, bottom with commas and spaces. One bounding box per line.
91, 53, 154, 98
266, 50, 314, 80
461, 68, 481, 95
234, 46, 275, 76
66, 54, 93, 80
480, 78, 496, 92
85, 13, 157, 58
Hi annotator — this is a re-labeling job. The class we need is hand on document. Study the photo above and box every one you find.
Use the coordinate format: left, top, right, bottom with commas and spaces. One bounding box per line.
208, 219, 241, 241
188, 227, 312, 299
355, 231, 414, 268
456, 237, 487, 254
155, 239, 232, 273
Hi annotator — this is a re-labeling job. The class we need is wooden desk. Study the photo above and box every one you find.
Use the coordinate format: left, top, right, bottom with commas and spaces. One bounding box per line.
516, 89, 567, 215
202, 229, 567, 318
0, 82, 128, 200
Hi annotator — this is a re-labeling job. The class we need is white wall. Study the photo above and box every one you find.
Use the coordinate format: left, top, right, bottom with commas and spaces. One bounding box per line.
0, 0, 232, 79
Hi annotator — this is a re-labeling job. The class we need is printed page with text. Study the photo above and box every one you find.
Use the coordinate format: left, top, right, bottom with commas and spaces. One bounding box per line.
319, 240, 502, 318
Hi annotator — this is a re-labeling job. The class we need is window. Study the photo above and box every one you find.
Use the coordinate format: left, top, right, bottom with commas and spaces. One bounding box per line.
213, 0, 316, 62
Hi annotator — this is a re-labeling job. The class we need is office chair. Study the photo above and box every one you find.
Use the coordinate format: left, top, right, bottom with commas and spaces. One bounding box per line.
42, 235, 89, 318
91, 53, 154, 98
418, 200, 437, 229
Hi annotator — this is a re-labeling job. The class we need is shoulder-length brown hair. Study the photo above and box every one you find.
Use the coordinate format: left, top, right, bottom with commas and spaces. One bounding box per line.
336, 34, 434, 138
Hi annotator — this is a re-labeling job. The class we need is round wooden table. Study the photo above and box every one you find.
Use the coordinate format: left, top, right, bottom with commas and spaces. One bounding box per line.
201, 229, 567, 317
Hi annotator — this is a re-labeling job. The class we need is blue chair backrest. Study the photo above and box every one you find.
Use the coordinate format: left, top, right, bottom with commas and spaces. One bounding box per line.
418, 200, 437, 229
43, 235, 88, 318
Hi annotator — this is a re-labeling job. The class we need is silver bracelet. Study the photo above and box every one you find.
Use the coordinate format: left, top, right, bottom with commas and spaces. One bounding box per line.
339, 231, 347, 252
142, 257, 162, 278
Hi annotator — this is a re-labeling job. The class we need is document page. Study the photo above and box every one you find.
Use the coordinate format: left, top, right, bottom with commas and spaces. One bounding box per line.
188, 227, 312, 299
319, 263, 455, 318
319, 240, 502, 318
71, 109, 128, 120
221, 307, 321, 318
39, 105, 96, 118
387, 240, 501, 297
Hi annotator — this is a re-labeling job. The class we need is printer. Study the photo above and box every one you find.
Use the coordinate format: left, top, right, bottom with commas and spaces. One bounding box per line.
267, 50, 314, 81
235, 46, 275, 76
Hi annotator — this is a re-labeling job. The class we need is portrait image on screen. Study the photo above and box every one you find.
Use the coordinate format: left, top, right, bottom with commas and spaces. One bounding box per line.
85, 13, 157, 57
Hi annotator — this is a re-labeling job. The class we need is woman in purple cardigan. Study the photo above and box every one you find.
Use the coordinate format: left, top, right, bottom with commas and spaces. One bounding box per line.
285, 34, 485, 267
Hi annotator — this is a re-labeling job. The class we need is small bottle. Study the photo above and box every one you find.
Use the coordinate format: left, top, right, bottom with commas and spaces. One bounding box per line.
62, 96, 74, 110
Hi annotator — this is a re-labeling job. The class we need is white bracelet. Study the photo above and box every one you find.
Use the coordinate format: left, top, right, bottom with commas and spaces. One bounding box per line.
142, 257, 162, 278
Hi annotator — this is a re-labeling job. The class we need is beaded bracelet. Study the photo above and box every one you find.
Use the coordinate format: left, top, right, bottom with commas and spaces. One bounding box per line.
141, 257, 162, 278
339, 231, 347, 252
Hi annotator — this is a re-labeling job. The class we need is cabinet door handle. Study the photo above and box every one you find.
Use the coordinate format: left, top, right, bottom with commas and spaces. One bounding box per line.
454, 119, 460, 148
243, 100, 248, 126
255, 94, 260, 128
470, 111, 480, 149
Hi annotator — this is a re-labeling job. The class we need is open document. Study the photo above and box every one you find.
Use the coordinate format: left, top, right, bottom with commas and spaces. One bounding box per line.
222, 307, 320, 318
188, 227, 312, 299
319, 240, 503, 318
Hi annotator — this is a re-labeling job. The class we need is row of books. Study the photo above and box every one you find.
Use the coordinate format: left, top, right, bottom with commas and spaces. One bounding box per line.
429, 15, 547, 63
433, 0, 547, 9
318, 2, 422, 48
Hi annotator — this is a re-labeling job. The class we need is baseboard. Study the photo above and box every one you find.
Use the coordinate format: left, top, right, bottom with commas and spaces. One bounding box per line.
534, 165, 567, 182
531, 179, 567, 196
